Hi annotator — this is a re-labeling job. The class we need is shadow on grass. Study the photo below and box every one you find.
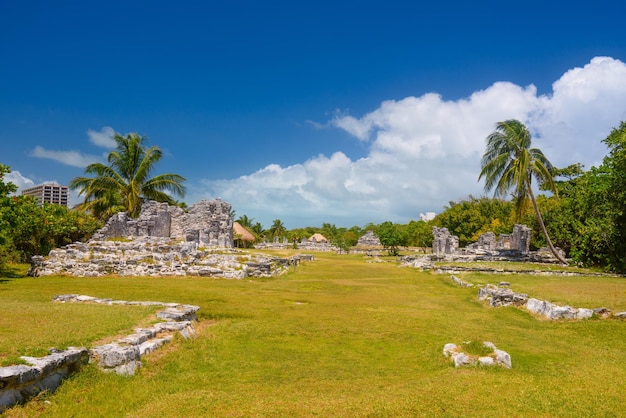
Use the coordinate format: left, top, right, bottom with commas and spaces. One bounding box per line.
0, 263, 29, 281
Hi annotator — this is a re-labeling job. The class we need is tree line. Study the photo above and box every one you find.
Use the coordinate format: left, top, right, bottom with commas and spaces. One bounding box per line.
2, 121, 626, 272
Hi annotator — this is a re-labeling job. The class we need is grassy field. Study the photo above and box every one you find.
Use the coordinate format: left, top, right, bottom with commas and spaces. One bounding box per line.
2, 252, 626, 417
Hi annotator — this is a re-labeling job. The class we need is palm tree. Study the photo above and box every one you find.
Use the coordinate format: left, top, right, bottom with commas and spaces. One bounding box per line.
268, 219, 286, 239
479, 119, 567, 264
70, 133, 186, 219
236, 214, 254, 228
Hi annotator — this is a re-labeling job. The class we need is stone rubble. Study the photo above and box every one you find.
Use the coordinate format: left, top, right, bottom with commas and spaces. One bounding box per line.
28, 237, 312, 278
443, 341, 512, 369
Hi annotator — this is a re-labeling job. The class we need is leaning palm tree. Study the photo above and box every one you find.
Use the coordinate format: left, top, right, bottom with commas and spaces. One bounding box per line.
479, 119, 567, 264
71, 133, 186, 219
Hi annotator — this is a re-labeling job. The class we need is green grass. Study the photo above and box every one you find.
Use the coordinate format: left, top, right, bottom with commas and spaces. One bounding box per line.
2, 253, 626, 417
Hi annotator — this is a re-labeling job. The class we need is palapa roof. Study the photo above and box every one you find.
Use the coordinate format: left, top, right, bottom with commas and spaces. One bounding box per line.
233, 222, 255, 242
308, 233, 328, 243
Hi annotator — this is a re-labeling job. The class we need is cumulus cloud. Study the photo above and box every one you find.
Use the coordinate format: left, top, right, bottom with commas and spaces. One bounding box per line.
87, 126, 116, 148
4, 170, 35, 193
30, 126, 114, 168
30, 146, 102, 168
197, 57, 626, 227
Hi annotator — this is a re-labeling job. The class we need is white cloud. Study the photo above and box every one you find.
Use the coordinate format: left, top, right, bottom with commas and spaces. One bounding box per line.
4, 170, 35, 193
30, 146, 102, 168
196, 57, 626, 227
87, 126, 116, 148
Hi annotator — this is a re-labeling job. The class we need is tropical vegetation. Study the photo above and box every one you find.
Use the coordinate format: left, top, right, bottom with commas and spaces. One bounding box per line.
70, 133, 186, 219
479, 119, 567, 264
0, 165, 101, 265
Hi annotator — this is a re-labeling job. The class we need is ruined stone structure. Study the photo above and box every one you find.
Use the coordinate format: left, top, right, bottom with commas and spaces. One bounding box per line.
467, 224, 532, 254
432, 224, 532, 257
432, 227, 459, 256
466, 225, 532, 254
93, 199, 233, 247
356, 231, 382, 247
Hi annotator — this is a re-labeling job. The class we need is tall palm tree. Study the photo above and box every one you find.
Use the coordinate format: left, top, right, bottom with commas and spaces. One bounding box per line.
70, 133, 186, 219
479, 119, 567, 264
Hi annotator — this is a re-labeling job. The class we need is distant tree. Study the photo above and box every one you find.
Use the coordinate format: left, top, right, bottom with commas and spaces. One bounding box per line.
70, 133, 186, 219
404, 220, 434, 248
479, 120, 567, 264
268, 219, 286, 239
0, 164, 17, 196
236, 214, 254, 228
376, 221, 407, 256
251, 222, 265, 237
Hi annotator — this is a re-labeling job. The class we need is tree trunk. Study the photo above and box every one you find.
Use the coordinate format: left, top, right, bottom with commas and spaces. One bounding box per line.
527, 185, 568, 264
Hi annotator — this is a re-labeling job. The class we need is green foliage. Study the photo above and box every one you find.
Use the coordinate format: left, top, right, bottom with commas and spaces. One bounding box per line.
526, 122, 626, 271
460, 340, 494, 357
268, 219, 287, 239
0, 164, 102, 264
376, 221, 407, 255
402, 220, 434, 248
601, 121, 626, 271
70, 133, 186, 219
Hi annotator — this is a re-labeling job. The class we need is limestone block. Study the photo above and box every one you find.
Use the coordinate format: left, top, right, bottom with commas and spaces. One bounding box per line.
90, 344, 140, 369
443, 343, 458, 357
453, 352, 471, 367
478, 356, 495, 366
576, 308, 594, 319
494, 349, 512, 368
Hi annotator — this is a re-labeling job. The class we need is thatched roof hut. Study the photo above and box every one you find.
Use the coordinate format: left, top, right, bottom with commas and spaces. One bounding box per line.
233, 222, 255, 247
308, 233, 328, 243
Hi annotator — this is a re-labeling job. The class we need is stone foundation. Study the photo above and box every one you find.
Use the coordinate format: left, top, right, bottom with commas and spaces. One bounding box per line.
0, 294, 200, 412
28, 237, 312, 278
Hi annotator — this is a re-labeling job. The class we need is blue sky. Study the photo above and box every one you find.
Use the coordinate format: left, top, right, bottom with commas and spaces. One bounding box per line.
2, 0, 626, 228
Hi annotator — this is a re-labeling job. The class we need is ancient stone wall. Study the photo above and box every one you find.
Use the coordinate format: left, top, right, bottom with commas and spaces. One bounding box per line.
93, 199, 233, 247
28, 238, 310, 278
468, 224, 532, 253
432, 227, 459, 255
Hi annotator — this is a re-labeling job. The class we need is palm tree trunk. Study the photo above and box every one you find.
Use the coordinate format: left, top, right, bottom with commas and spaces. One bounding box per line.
527, 185, 568, 264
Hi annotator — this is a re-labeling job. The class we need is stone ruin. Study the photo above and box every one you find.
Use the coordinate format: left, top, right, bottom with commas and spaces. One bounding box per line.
93, 199, 233, 247
432, 224, 532, 257
356, 231, 382, 247
28, 198, 315, 278
432, 227, 459, 256
466, 224, 532, 254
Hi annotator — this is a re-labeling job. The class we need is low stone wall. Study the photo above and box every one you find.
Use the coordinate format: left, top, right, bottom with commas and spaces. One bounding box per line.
475, 283, 626, 320
28, 237, 312, 278
0, 348, 89, 412
0, 294, 200, 412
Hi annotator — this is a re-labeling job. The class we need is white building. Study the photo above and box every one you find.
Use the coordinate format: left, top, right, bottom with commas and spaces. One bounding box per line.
21, 183, 69, 207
